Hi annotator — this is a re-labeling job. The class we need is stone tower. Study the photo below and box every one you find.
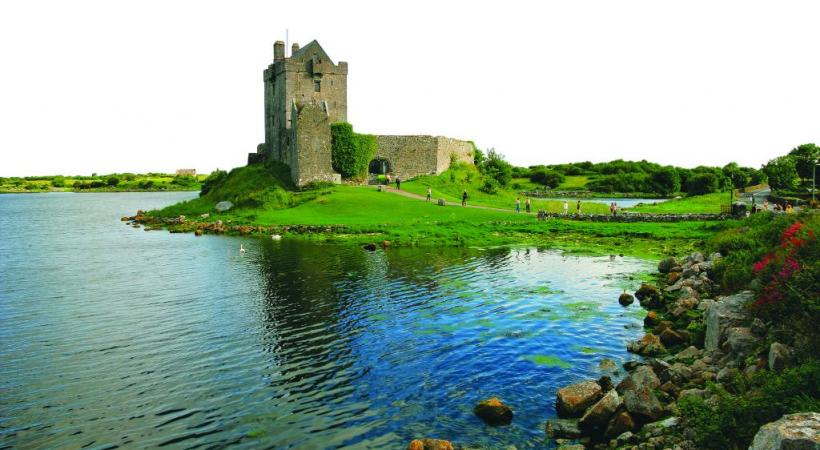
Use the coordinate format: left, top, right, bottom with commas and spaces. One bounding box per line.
250, 40, 348, 185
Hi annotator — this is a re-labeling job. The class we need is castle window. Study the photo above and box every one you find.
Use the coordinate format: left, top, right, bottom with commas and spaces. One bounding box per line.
314, 79, 321, 92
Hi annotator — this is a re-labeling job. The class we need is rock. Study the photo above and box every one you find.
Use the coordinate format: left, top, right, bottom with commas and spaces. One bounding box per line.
648, 359, 673, 383
623, 385, 665, 422
407, 439, 454, 450
200, 213, 209, 219
704, 291, 753, 351
627, 334, 667, 356
708, 252, 722, 261
642, 417, 680, 436
597, 375, 614, 392
724, 327, 757, 357
679, 388, 707, 399
598, 358, 618, 373
749, 412, 820, 450
611, 430, 637, 447
473, 397, 513, 425
580, 390, 622, 430
675, 346, 702, 361
618, 292, 634, 306
659, 381, 681, 398
751, 318, 767, 337
363, 243, 377, 251
545, 418, 583, 439
556, 380, 604, 418
556, 445, 585, 450
605, 411, 636, 439
658, 257, 677, 274
631, 365, 661, 390
668, 363, 693, 383
381, 240, 391, 248
120, 216, 130, 221
659, 328, 687, 346
214, 200, 234, 212
684, 252, 705, 265
623, 360, 641, 372
668, 272, 682, 284
678, 285, 699, 300
635, 284, 662, 308
644, 311, 660, 327
768, 342, 794, 372
437, 198, 446, 206
194, 229, 203, 236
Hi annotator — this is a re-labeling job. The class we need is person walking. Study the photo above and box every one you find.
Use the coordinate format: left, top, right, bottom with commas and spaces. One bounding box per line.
462, 190, 468, 207
563, 200, 569, 215
396, 177, 401, 190
426, 186, 432, 202
576, 199, 582, 215
525, 197, 531, 213
613, 202, 618, 217
515, 197, 521, 213
385, 174, 391, 186
610, 202, 615, 216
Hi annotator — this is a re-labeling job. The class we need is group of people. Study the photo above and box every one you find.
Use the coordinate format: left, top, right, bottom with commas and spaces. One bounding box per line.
514, 197, 532, 213
754, 199, 794, 214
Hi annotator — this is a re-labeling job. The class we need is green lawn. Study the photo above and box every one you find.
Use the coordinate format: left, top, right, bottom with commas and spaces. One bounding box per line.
556, 175, 594, 190
630, 192, 727, 214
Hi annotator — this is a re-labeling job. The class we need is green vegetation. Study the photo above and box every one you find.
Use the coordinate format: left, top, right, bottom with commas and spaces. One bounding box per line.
330, 122, 377, 179
148, 161, 721, 258
679, 361, 820, 449
677, 211, 819, 449
521, 354, 572, 368
0, 172, 205, 193
630, 192, 725, 214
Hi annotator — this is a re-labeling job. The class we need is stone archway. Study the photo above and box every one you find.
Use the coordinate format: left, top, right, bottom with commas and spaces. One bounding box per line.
369, 158, 390, 175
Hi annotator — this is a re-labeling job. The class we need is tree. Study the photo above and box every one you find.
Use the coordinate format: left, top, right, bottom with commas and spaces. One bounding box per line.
481, 148, 513, 187
530, 168, 565, 188
685, 172, 720, 196
788, 143, 818, 185
473, 148, 486, 167
763, 155, 798, 191
106, 177, 120, 187
722, 162, 750, 189
649, 166, 681, 196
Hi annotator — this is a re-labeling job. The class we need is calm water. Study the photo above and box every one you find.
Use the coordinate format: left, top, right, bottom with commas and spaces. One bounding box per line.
0, 192, 651, 449
540, 198, 669, 208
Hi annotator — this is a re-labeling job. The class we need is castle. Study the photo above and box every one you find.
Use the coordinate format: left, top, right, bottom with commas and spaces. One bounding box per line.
248, 40, 474, 186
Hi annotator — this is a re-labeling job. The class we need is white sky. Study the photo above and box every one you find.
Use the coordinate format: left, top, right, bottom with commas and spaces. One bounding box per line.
1, 0, 818, 177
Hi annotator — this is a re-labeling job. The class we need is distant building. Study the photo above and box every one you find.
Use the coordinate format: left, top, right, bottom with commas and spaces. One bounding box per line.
248, 40, 474, 186
175, 169, 196, 177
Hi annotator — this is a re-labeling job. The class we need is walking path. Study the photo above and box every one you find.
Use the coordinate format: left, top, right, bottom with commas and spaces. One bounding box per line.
379, 186, 524, 214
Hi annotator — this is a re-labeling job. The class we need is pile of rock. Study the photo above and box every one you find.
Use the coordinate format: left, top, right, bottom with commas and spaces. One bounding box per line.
535, 213, 726, 223
545, 251, 810, 449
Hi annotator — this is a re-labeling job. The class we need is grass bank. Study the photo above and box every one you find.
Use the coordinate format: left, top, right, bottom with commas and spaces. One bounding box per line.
145, 164, 722, 259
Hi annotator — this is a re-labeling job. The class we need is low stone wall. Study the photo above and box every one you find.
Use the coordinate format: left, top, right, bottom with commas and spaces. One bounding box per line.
536, 212, 727, 222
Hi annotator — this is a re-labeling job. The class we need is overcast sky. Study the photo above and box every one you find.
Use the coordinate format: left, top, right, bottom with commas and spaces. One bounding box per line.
1, 0, 818, 177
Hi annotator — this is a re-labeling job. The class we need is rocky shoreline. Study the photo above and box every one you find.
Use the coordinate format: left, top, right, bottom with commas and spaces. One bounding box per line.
122, 212, 351, 236
543, 252, 816, 450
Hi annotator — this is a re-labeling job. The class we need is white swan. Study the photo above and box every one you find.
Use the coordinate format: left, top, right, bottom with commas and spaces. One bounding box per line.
240, 244, 246, 254
271, 234, 282, 240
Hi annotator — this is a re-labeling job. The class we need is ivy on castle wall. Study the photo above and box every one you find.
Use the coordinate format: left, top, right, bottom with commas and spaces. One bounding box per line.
330, 122, 377, 179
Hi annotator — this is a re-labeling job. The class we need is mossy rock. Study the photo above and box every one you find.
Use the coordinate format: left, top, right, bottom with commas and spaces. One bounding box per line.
474, 397, 513, 425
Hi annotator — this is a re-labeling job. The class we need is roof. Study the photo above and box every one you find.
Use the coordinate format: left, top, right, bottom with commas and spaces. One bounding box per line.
290, 40, 334, 64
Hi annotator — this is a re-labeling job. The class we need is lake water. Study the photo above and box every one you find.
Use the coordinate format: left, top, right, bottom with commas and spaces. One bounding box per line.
0, 192, 651, 449
540, 198, 670, 208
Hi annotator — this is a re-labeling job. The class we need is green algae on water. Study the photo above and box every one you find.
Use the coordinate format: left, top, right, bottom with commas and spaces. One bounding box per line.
521, 354, 572, 368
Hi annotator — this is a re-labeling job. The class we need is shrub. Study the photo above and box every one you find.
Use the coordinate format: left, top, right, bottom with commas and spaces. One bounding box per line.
479, 178, 499, 194
685, 172, 720, 195
106, 177, 120, 187
679, 360, 820, 449
51, 177, 65, 187
480, 148, 512, 187
330, 122, 376, 179
530, 168, 565, 188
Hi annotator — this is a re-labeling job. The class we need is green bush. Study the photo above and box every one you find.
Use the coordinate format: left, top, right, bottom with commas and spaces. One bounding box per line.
679, 360, 820, 449
479, 148, 513, 187
331, 122, 376, 179
106, 177, 120, 187
479, 178, 499, 194
530, 168, 565, 188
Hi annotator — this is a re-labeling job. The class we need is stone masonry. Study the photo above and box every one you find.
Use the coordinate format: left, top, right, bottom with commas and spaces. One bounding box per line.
248, 40, 473, 186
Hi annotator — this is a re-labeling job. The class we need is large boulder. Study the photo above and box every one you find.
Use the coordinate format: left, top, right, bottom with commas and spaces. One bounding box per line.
473, 397, 513, 425
704, 291, 753, 351
749, 412, 820, 450
627, 334, 667, 356
635, 284, 662, 308
724, 326, 758, 358
631, 365, 661, 390
214, 200, 234, 212
768, 342, 794, 372
579, 390, 622, 430
622, 385, 665, 422
407, 439, 454, 450
605, 411, 636, 439
618, 292, 635, 306
545, 418, 583, 439
556, 380, 604, 418
658, 257, 677, 274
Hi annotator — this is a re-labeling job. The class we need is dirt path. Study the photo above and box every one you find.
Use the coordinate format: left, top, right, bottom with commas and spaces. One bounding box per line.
380, 186, 530, 215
